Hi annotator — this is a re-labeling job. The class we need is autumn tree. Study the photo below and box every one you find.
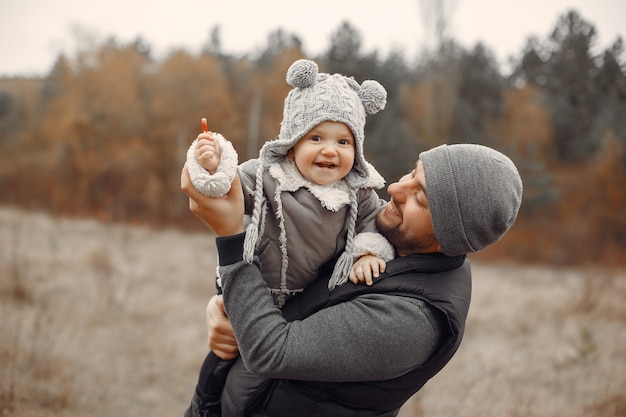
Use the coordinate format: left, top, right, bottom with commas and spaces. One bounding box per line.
495, 84, 557, 212
246, 30, 305, 158
0, 90, 16, 137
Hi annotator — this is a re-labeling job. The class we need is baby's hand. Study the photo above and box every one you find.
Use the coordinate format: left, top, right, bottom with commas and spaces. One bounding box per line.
349, 254, 386, 286
195, 132, 222, 174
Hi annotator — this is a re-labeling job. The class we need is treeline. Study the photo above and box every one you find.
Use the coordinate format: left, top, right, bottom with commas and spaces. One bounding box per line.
0, 10, 624, 265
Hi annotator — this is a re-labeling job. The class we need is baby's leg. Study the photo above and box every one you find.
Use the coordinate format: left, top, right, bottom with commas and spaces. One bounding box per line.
184, 351, 236, 417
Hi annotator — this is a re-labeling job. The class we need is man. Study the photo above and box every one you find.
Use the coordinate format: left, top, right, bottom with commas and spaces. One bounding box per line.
181, 143, 523, 417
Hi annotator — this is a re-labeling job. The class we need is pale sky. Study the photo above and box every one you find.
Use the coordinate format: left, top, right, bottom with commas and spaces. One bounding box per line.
0, 0, 624, 77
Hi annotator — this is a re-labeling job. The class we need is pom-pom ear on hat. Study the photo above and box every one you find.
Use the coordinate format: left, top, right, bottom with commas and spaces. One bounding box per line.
359, 80, 387, 115
286, 59, 318, 89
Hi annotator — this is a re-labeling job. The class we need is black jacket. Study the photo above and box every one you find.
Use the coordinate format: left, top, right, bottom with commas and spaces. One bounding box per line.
225, 253, 471, 417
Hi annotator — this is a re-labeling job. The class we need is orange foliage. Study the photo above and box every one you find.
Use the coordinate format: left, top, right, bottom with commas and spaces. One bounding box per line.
492, 83, 554, 158
241, 48, 304, 158
484, 130, 626, 266
557, 132, 626, 265
398, 66, 459, 149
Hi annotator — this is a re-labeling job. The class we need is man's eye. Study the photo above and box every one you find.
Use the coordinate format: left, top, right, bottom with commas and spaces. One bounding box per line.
417, 194, 428, 208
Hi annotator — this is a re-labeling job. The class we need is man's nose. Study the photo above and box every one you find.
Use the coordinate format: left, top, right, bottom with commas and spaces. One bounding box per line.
387, 181, 403, 201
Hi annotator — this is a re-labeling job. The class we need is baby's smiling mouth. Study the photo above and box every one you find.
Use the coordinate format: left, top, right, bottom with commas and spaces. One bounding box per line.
316, 162, 336, 169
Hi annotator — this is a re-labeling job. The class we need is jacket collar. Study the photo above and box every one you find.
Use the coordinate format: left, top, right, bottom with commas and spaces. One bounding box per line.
268, 158, 386, 212
269, 159, 351, 211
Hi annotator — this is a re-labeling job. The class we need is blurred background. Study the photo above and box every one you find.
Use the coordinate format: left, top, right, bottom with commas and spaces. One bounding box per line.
1, 0, 624, 265
1, 0, 625, 416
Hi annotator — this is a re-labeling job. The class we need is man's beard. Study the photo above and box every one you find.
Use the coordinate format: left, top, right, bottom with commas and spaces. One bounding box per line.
376, 213, 437, 255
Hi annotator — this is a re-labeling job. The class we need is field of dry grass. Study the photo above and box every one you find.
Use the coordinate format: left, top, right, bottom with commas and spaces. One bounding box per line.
1, 207, 625, 417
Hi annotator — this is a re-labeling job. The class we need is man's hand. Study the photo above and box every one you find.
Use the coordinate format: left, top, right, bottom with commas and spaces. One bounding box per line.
181, 162, 245, 236
206, 295, 239, 360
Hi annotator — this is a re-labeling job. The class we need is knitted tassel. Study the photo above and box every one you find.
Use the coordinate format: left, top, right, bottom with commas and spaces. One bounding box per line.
243, 162, 267, 263
328, 251, 352, 290
328, 187, 359, 290
243, 222, 258, 263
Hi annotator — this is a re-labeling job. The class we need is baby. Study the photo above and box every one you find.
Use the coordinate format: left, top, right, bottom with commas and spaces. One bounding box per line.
187, 59, 394, 307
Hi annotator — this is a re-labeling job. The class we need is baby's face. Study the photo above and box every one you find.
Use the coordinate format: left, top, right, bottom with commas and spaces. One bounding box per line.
289, 121, 355, 186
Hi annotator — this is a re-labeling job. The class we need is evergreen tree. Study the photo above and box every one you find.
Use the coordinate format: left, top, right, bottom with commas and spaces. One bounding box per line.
544, 10, 600, 161
513, 37, 548, 88
594, 38, 626, 146
449, 43, 505, 145
324, 21, 364, 77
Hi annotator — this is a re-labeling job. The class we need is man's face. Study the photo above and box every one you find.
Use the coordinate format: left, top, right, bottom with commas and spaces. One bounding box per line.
376, 160, 441, 256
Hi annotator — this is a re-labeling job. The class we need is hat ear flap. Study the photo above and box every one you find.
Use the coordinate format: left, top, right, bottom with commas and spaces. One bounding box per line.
359, 80, 387, 114
286, 59, 318, 89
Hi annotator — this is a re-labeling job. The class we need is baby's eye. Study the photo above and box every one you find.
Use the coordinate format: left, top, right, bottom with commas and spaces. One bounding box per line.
310, 135, 321, 142
338, 139, 349, 145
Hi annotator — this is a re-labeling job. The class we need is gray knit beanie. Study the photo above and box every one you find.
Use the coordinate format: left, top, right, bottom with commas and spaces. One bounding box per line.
420, 144, 523, 256
259, 59, 387, 187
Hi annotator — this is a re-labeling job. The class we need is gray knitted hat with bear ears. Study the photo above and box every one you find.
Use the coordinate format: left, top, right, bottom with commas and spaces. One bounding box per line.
259, 59, 387, 188
244, 59, 388, 293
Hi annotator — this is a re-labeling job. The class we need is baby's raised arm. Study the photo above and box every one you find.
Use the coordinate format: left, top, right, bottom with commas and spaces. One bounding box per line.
185, 119, 239, 198
349, 255, 387, 286
195, 132, 222, 174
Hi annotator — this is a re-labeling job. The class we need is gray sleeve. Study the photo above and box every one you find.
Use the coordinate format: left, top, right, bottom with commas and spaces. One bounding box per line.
355, 188, 386, 234
221, 259, 443, 382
